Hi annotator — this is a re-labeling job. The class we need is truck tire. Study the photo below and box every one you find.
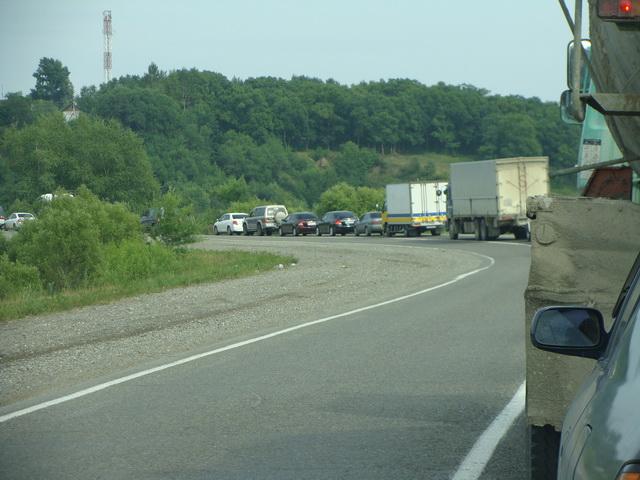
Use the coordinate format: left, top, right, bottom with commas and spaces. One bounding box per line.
474, 219, 482, 241
449, 221, 458, 240
529, 425, 560, 480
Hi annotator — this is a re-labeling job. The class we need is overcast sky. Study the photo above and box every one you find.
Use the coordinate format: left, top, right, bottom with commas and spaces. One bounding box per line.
1, 1, 579, 102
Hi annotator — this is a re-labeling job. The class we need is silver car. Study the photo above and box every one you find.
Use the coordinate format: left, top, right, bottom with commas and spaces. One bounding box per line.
354, 211, 383, 236
4, 212, 36, 230
531, 252, 640, 480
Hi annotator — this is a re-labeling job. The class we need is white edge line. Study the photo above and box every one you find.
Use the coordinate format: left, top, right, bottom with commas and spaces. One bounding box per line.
451, 381, 526, 480
0, 252, 495, 424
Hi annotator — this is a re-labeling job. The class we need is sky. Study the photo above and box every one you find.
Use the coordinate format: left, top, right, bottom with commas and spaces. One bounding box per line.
0, 0, 579, 102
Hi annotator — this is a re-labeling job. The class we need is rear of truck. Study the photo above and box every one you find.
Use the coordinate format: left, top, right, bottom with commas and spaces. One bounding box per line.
524, 3, 640, 478
383, 182, 447, 236
448, 157, 548, 240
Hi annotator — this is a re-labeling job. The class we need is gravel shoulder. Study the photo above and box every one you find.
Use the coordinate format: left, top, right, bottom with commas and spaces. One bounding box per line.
0, 236, 485, 407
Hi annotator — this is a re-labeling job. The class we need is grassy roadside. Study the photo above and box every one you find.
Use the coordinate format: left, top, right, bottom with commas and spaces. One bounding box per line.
0, 249, 294, 322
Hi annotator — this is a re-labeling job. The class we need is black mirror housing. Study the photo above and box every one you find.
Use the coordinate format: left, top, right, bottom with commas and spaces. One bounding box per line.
531, 306, 608, 360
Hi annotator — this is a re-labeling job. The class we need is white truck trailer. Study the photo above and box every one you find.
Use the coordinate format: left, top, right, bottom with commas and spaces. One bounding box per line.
382, 181, 447, 237
447, 157, 549, 240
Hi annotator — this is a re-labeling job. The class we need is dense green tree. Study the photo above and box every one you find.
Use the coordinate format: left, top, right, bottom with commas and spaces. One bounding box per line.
0, 113, 158, 208
478, 113, 543, 158
30, 58, 74, 108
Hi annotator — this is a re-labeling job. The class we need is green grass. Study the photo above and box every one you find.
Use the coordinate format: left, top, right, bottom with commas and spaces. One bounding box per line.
0, 249, 294, 321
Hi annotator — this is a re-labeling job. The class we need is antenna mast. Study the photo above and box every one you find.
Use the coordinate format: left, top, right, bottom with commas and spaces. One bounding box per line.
103, 10, 112, 83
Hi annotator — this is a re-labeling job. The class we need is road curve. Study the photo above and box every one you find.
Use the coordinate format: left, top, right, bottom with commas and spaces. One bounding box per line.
0, 235, 529, 479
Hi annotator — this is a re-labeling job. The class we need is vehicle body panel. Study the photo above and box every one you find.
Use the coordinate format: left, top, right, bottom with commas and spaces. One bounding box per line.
354, 211, 383, 236
213, 213, 247, 235
279, 212, 319, 236
4, 212, 36, 230
243, 205, 288, 236
382, 182, 447, 235
542, 257, 640, 480
449, 157, 548, 220
316, 211, 357, 236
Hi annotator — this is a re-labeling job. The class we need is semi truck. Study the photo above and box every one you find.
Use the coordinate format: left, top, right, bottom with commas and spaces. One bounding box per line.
447, 157, 549, 241
382, 182, 447, 237
525, 1, 640, 479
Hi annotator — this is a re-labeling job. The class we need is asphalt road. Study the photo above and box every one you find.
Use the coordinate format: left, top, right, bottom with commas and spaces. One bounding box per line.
0, 235, 530, 479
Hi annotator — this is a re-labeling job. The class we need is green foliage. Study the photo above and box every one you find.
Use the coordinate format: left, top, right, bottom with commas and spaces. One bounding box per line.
0, 254, 42, 299
153, 190, 199, 245
315, 183, 384, 216
12, 190, 140, 290
30, 58, 74, 108
99, 239, 179, 283
0, 113, 158, 209
14, 199, 103, 290
478, 113, 543, 158
333, 142, 379, 186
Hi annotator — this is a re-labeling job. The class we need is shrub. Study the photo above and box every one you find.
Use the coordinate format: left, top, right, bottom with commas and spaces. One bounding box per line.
15, 199, 102, 290
154, 191, 198, 245
0, 254, 42, 299
100, 239, 179, 283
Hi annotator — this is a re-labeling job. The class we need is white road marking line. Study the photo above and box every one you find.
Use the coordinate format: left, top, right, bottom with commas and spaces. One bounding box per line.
0, 254, 495, 424
451, 381, 526, 480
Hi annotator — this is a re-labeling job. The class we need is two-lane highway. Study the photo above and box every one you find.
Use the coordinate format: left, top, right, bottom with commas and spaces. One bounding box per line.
0, 235, 530, 479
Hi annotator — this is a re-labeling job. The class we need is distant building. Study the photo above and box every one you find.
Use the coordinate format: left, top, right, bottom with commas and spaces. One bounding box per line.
62, 102, 80, 122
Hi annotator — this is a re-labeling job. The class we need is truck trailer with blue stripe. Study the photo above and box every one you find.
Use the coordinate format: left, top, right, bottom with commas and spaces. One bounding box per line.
382, 181, 448, 237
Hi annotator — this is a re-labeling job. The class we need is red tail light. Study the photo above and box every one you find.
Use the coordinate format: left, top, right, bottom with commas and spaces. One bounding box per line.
598, 0, 640, 19
334, 219, 342, 225
233, 220, 238, 225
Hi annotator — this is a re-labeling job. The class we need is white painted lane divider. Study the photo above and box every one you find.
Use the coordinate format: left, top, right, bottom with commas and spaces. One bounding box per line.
451, 381, 526, 480
0, 252, 495, 424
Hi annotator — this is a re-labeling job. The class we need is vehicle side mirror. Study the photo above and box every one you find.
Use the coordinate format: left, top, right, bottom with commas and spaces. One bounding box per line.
531, 306, 608, 359
560, 90, 584, 125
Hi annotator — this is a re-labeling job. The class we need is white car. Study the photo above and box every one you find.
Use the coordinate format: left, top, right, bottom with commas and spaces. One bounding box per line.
213, 212, 248, 235
4, 212, 36, 230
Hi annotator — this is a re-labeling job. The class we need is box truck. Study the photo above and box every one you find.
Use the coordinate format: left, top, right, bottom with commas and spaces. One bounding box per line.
382, 181, 447, 237
447, 157, 549, 240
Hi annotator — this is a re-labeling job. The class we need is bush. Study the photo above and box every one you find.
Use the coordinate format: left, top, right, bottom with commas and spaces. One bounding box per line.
0, 254, 42, 299
100, 239, 179, 283
15, 199, 102, 289
154, 190, 199, 245
12, 188, 140, 290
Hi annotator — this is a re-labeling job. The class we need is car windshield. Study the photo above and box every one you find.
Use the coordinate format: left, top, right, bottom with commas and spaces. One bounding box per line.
234, 214, 247, 219
18, 214, 33, 219
370, 212, 381, 218
297, 213, 317, 220
335, 211, 355, 219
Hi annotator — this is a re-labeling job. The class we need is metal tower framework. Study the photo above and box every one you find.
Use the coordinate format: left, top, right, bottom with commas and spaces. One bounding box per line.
103, 10, 112, 82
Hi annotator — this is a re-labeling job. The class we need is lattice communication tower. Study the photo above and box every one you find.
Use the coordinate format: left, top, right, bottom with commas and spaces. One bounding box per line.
103, 10, 112, 82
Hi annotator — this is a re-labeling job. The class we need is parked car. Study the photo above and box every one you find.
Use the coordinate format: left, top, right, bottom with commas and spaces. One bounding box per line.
354, 211, 383, 236
140, 208, 163, 228
316, 211, 358, 236
279, 212, 319, 236
213, 212, 247, 235
4, 212, 36, 230
530, 252, 640, 480
243, 205, 288, 236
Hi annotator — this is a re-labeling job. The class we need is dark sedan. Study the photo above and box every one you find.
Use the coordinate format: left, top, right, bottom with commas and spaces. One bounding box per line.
316, 211, 358, 236
279, 212, 319, 236
354, 211, 383, 236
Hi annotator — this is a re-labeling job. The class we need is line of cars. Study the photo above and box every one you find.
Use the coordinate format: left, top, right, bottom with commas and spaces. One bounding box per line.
212, 205, 384, 237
